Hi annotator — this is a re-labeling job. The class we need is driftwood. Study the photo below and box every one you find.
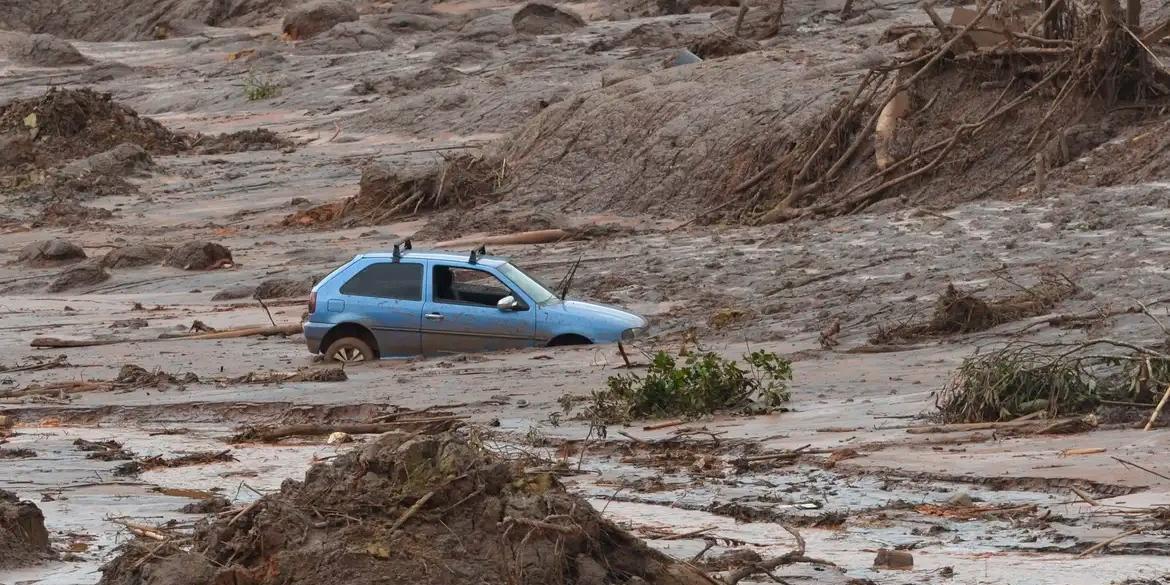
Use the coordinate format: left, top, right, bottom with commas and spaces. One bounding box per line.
436, 229, 570, 249
905, 417, 1084, 434
0, 381, 114, 399
232, 416, 467, 442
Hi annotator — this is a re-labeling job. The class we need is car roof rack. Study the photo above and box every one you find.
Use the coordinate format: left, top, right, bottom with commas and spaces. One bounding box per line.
468, 244, 488, 264
392, 238, 412, 261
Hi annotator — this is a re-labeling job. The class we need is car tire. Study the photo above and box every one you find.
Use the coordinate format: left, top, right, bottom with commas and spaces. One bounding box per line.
323, 337, 375, 364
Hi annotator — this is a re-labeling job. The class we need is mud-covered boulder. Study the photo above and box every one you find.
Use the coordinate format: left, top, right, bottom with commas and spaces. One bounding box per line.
282, 0, 360, 40
512, 2, 585, 35
210, 284, 255, 301
57, 143, 153, 180
253, 277, 316, 299
34, 202, 115, 227
100, 244, 169, 269
163, 241, 232, 270
304, 19, 394, 51
0, 489, 52, 569
0, 31, 90, 67
459, 11, 513, 41
47, 262, 110, 292
17, 239, 86, 267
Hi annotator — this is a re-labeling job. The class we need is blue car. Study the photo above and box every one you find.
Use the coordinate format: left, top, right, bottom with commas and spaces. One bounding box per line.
303, 247, 647, 363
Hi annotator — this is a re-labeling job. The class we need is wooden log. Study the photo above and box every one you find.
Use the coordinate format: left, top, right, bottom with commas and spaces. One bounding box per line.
905, 417, 1081, 434
31, 324, 301, 348
436, 229, 570, 249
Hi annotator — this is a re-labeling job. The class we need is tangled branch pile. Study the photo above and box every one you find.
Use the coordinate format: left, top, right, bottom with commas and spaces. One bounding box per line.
282, 153, 504, 228
726, 0, 1170, 223
937, 338, 1170, 422
99, 431, 716, 585
875, 274, 1079, 342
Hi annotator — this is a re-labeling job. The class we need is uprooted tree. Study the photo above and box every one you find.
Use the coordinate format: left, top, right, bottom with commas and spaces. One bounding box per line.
724, 0, 1169, 223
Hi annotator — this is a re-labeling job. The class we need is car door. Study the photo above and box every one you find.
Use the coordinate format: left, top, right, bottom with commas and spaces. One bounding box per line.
336, 260, 424, 356
421, 263, 537, 355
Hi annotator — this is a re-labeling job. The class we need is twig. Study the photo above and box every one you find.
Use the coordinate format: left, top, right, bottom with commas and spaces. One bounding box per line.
1144, 382, 1170, 431
257, 297, 277, 328
1112, 456, 1170, 481
390, 491, 434, 531
1077, 528, 1143, 557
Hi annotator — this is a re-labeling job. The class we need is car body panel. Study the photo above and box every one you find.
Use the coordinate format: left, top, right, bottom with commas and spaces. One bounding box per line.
303, 250, 646, 358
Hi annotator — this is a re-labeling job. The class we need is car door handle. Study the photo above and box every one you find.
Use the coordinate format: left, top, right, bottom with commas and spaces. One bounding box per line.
424, 313, 444, 321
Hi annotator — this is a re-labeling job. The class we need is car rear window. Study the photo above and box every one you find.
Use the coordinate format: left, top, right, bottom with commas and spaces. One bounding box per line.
340, 262, 422, 300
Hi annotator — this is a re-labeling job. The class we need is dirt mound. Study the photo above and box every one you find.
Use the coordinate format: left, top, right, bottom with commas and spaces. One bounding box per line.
512, 2, 585, 35
0, 31, 90, 66
283, 154, 499, 228
589, 22, 680, 51
0, 88, 186, 174
101, 244, 170, 268
17, 238, 86, 266
47, 262, 110, 292
0, 489, 52, 569
302, 19, 395, 52
194, 129, 294, 155
0, 0, 292, 42
282, 0, 359, 40
164, 241, 233, 270
99, 431, 712, 585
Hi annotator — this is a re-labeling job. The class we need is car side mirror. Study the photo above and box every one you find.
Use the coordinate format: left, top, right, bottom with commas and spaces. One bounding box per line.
497, 295, 519, 311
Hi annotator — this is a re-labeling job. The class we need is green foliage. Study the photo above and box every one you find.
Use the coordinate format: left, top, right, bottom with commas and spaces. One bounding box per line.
936, 346, 1098, 423
244, 71, 282, 101
588, 350, 793, 423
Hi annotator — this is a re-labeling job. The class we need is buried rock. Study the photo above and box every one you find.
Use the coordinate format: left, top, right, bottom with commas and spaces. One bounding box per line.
253, 276, 317, 299
100, 244, 169, 269
282, 0, 360, 40
0, 490, 53, 569
47, 262, 109, 292
17, 238, 86, 267
163, 241, 233, 270
99, 431, 716, 585
512, 2, 586, 35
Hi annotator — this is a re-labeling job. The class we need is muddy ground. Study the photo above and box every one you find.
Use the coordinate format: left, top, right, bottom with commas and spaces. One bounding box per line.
3, 0, 1170, 583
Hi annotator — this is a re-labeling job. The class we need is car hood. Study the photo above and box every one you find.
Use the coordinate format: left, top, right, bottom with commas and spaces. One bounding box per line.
546, 299, 646, 328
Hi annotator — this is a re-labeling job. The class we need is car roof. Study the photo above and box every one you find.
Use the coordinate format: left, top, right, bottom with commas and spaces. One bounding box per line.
356, 250, 509, 268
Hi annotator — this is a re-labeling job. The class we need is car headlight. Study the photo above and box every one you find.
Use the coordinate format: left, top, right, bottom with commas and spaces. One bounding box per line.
621, 327, 646, 341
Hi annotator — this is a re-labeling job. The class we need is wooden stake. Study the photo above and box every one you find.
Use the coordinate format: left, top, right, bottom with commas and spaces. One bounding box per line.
1143, 382, 1170, 430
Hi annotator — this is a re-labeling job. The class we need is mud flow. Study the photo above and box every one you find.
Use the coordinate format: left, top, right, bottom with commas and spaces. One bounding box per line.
4, 0, 1170, 583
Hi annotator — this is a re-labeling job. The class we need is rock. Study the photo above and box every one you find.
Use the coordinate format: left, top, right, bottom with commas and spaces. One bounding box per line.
0, 31, 90, 67
57, 143, 152, 180
253, 277, 316, 299
305, 19, 394, 52
100, 244, 169, 269
47, 262, 110, 292
282, 0, 360, 40
110, 318, 148, 329
873, 548, 913, 570
17, 239, 86, 267
380, 12, 449, 32
210, 285, 255, 301
460, 12, 513, 41
327, 431, 353, 444
179, 496, 231, 515
163, 241, 233, 270
512, 2, 585, 35
946, 491, 974, 506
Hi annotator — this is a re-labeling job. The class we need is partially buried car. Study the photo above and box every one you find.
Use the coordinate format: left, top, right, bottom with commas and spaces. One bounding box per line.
303, 245, 647, 362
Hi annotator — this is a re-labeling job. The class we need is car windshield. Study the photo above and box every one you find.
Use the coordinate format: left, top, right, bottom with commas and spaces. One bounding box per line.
497, 262, 556, 305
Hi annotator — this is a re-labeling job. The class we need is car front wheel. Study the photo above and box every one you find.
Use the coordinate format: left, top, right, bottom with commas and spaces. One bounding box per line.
323, 336, 375, 364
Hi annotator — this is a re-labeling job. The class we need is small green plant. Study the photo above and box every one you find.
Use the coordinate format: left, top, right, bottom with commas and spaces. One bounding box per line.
244, 71, 282, 101
588, 350, 793, 423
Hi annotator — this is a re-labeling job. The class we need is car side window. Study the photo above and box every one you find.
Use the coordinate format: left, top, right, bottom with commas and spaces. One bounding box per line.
432, 265, 520, 309
340, 262, 422, 300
